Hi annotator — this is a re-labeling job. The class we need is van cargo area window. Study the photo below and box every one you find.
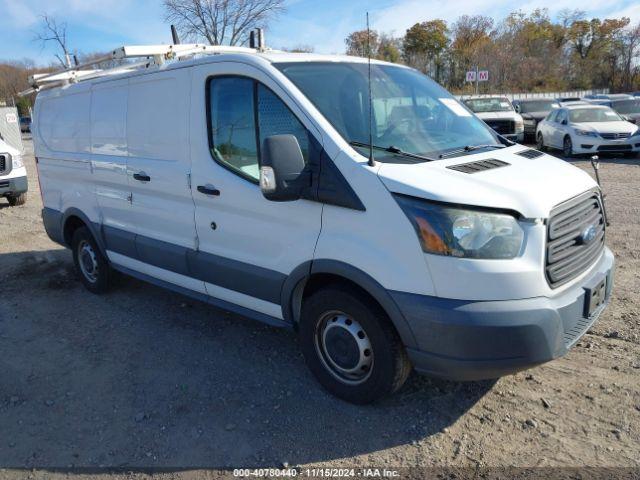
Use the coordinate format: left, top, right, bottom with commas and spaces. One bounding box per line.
207, 76, 310, 182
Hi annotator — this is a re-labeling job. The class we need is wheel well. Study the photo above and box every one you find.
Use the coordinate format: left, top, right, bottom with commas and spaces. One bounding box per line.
295, 273, 388, 324
63, 215, 87, 246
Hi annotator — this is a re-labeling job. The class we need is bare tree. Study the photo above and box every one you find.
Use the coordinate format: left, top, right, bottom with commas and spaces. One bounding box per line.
34, 14, 73, 68
164, 0, 285, 46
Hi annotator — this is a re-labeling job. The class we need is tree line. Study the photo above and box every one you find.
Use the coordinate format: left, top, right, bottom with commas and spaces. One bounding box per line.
345, 9, 640, 94
3, 4, 640, 116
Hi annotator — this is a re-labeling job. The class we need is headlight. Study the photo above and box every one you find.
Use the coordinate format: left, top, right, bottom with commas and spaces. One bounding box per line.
575, 129, 598, 137
515, 119, 524, 132
632, 128, 640, 137
395, 195, 524, 259
11, 154, 24, 169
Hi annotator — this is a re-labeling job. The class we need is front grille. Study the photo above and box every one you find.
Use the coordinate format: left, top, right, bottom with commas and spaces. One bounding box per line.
485, 119, 515, 135
598, 144, 632, 151
0, 154, 6, 174
447, 159, 509, 174
600, 132, 630, 140
546, 192, 605, 288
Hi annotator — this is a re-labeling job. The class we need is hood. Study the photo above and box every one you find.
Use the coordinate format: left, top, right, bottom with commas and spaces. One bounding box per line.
475, 111, 520, 121
572, 120, 638, 134
0, 138, 20, 157
521, 111, 548, 121
377, 145, 597, 219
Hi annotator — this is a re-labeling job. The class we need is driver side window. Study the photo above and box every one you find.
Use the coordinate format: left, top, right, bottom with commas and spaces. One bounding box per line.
208, 76, 311, 183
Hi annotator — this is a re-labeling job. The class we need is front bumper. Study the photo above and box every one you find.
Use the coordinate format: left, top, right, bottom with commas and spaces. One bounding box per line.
0, 175, 28, 196
504, 132, 525, 143
391, 247, 614, 381
524, 121, 538, 136
573, 135, 640, 154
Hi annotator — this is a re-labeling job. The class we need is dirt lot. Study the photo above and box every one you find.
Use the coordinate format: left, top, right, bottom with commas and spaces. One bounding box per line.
0, 138, 639, 477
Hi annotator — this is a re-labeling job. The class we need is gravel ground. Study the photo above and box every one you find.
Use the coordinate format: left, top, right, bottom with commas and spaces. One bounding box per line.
0, 138, 638, 478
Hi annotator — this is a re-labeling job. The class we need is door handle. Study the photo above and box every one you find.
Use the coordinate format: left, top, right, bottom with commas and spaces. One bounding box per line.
133, 172, 151, 182
197, 185, 220, 196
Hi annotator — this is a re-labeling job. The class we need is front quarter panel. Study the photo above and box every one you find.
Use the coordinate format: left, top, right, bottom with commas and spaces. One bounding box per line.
314, 150, 437, 297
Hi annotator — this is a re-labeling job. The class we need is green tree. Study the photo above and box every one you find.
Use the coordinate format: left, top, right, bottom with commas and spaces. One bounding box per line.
378, 34, 402, 63
403, 20, 449, 81
449, 15, 494, 90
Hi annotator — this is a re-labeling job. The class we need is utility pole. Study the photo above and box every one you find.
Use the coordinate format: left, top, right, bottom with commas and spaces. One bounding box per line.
475, 65, 479, 95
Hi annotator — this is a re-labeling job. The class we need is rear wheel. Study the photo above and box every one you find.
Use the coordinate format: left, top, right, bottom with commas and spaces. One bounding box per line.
299, 285, 411, 404
7, 193, 26, 206
563, 136, 574, 158
536, 132, 545, 151
71, 226, 112, 294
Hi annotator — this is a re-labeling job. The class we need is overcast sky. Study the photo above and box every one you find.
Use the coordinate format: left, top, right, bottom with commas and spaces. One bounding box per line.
1, 0, 639, 65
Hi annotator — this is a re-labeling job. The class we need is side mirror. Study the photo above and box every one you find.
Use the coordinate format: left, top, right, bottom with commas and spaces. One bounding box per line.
514, 105, 521, 113
561, 119, 568, 125
260, 134, 306, 202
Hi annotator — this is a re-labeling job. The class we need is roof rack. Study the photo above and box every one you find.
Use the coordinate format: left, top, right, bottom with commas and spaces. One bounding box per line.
19, 43, 261, 96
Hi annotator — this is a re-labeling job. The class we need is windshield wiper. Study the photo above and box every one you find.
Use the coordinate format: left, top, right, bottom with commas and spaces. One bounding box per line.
349, 141, 436, 162
439, 144, 506, 159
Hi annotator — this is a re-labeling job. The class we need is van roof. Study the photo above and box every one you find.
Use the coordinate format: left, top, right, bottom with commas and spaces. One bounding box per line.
26, 46, 403, 96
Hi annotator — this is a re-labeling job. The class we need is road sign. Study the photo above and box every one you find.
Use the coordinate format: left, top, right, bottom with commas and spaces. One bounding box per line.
478, 70, 489, 82
466, 70, 476, 82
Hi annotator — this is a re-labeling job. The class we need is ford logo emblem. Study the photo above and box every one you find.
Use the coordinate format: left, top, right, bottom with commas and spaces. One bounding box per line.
579, 224, 597, 244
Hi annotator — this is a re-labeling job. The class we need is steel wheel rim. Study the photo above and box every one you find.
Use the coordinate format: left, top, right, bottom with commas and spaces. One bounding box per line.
314, 310, 374, 385
78, 240, 98, 283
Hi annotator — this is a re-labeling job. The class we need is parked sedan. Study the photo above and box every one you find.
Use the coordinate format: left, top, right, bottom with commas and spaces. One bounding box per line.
512, 99, 559, 139
536, 104, 640, 157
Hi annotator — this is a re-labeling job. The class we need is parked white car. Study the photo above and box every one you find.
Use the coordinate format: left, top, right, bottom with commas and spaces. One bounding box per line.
536, 104, 640, 157
462, 96, 524, 142
32, 44, 614, 403
0, 137, 28, 206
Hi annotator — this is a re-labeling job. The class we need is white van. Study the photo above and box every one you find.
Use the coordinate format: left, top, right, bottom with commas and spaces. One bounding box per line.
0, 138, 28, 206
33, 45, 614, 403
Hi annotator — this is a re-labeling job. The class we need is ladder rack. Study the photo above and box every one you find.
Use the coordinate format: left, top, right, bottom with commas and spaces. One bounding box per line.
20, 43, 262, 96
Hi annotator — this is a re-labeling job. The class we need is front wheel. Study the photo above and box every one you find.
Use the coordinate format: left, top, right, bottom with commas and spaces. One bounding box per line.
7, 193, 26, 206
563, 136, 574, 158
72, 226, 112, 294
536, 132, 545, 151
299, 286, 411, 404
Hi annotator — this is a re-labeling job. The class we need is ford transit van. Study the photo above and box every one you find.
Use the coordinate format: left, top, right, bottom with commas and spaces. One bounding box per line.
32, 45, 614, 403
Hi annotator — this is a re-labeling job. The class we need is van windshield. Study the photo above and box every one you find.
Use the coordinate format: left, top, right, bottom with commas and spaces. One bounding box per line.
275, 62, 500, 161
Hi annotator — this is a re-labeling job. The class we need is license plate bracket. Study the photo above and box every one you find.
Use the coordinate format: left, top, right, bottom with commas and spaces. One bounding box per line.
584, 276, 607, 318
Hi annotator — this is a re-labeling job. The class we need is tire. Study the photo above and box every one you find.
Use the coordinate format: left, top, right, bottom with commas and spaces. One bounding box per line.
299, 285, 412, 404
7, 193, 26, 206
563, 135, 574, 158
71, 226, 111, 294
536, 132, 545, 151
